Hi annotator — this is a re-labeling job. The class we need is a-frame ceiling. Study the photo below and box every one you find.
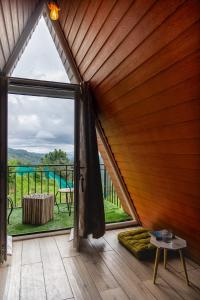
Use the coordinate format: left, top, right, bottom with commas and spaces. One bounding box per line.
0, 0, 200, 262
58, 0, 200, 262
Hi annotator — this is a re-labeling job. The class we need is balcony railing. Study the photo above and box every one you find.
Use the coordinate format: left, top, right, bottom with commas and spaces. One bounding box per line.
7, 163, 121, 209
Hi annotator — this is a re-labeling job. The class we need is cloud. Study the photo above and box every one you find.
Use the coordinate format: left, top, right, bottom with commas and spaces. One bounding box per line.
8, 95, 74, 153
12, 17, 69, 84
35, 130, 55, 139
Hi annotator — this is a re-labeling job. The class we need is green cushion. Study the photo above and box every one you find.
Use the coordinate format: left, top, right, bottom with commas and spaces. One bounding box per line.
118, 228, 156, 259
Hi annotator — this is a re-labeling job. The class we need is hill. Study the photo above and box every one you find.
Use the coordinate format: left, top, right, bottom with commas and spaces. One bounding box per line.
8, 148, 44, 164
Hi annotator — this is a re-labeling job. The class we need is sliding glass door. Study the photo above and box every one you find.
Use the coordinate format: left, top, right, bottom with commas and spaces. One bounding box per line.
0, 76, 81, 261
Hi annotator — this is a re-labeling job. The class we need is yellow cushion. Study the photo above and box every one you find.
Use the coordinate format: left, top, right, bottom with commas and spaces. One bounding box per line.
118, 228, 156, 259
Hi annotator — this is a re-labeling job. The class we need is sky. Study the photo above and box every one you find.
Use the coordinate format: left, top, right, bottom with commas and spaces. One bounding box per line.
9, 17, 74, 154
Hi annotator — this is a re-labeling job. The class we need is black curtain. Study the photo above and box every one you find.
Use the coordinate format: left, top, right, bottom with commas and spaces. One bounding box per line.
78, 82, 105, 239
0, 76, 8, 264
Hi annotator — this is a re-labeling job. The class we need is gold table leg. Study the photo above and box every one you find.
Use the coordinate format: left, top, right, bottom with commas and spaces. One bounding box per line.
153, 247, 160, 284
164, 249, 167, 269
179, 249, 189, 285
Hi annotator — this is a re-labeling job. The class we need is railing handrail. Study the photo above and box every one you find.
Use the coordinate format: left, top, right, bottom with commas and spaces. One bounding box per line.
8, 164, 74, 168
8, 163, 105, 168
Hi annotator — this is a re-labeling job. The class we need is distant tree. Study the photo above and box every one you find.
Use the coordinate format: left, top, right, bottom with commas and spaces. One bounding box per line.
8, 159, 22, 166
41, 149, 70, 165
8, 159, 21, 192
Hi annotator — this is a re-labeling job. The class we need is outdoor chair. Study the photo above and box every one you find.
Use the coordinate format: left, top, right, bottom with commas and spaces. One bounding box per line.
55, 186, 74, 216
7, 196, 14, 224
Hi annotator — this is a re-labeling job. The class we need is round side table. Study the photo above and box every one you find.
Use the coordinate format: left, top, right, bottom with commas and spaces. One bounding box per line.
150, 235, 189, 285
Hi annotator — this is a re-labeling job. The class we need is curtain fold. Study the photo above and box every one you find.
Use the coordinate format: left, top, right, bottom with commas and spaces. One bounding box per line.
78, 82, 105, 239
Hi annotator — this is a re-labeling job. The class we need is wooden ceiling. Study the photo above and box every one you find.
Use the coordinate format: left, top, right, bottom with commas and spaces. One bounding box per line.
0, 0, 40, 72
58, 0, 200, 262
0, 0, 200, 261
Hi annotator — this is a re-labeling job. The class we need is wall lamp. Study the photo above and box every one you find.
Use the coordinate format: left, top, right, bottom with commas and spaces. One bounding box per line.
48, 0, 60, 21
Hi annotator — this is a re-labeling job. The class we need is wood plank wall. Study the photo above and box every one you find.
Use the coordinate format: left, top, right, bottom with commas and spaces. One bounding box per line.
59, 0, 200, 262
0, 0, 40, 72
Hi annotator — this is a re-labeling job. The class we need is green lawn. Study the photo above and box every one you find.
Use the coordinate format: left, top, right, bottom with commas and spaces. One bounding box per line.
7, 200, 132, 236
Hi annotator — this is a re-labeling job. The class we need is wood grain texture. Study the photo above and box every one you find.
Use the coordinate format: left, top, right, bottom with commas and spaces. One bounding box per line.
59, 0, 200, 262
22, 239, 41, 265
3, 241, 22, 300
1, 232, 200, 300
22, 194, 54, 225
95, 0, 200, 97
86, 0, 188, 83
0, 0, 39, 72
21, 263, 46, 300
101, 251, 155, 299
55, 235, 80, 258
39, 237, 73, 300
63, 256, 102, 300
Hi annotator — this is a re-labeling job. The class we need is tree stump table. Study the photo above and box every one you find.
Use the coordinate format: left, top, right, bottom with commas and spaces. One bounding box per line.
22, 194, 54, 225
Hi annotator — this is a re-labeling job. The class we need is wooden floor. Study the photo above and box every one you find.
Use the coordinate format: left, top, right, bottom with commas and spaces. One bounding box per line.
1, 228, 200, 300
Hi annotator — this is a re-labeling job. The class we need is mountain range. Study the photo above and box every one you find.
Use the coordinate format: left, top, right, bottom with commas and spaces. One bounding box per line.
8, 148, 44, 164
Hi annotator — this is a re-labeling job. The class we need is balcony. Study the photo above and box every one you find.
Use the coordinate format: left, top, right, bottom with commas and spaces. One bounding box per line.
7, 164, 132, 235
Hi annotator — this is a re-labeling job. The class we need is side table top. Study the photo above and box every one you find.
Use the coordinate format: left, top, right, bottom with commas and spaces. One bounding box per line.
150, 236, 187, 250
23, 193, 53, 200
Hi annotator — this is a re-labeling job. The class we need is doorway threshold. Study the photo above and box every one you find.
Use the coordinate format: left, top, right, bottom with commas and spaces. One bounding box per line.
12, 228, 71, 241
12, 220, 138, 241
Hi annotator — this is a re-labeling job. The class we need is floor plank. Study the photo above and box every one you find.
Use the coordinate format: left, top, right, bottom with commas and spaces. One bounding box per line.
54, 235, 79, 258
143, 278, 183, 300
186, 268, 200, 289
167, 256, 199, 273
82, 255, 119, 293
100, 287, 129, 300
89, 236, 113, 253
101, 251, 156, 300
21, 262, 46, 300
77, 239, 126, 298
39, 237, 73, 300
166, 263, 200, 291
3, 241, 22, 300
153, 264, 200, 300
79, 239, 101, 263
0, 258, 11, 300
22, 239, 41, 265
63, 256, 102, 300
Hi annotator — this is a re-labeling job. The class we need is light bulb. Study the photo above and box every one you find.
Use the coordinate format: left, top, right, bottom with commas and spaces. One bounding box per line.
48, 2, 60, 21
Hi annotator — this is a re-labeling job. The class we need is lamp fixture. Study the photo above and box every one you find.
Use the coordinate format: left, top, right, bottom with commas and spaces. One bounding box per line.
48, 0, 60, 21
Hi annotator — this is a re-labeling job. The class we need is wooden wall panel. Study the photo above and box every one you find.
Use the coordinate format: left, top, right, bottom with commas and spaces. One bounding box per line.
60, 0, 200, 262
71, 0, 102, 57
95, 0, 200, 95
0, 0, 39, 73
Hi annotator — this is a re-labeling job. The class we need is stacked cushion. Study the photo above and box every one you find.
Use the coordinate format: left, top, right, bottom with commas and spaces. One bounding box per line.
118, 228, 156, 259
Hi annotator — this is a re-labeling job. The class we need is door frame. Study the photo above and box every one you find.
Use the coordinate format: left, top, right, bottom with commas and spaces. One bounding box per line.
0, 76, 8, 263
73, 91, 80, 250
0, 76, 81, 259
